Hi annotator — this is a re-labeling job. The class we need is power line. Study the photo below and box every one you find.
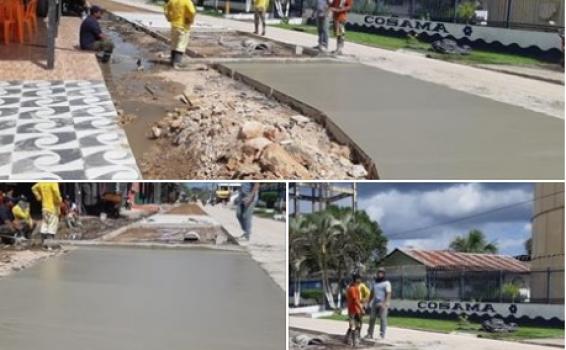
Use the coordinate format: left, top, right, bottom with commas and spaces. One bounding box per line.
386, 190, 564, 240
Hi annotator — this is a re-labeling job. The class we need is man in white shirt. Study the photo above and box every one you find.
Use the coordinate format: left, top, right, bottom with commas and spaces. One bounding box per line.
366, 267, 391, 339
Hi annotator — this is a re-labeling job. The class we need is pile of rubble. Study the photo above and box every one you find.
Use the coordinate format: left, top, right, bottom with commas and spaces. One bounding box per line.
140, 71, 369, 179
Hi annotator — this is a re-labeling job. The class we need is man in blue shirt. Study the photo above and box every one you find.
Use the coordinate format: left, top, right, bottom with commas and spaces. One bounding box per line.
235, 183, 259, 242
79, 6, 114, 63
314, 0, 331, 52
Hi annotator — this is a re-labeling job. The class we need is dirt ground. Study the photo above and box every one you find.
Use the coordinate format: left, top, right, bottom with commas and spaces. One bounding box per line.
156, 29, 309, 58
100, 17, 370, 179
108, 226, 230, 244
0, 249, 65, 278
165, 204, 207, 215
289, 330, 375, 350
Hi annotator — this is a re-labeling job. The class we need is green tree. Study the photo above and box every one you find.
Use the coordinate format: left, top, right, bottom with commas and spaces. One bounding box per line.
449, 229, 498, 254
456, 1, 477, 23
289, 215, 310, 307
289, 206, 388, 310
501, 282, 521, 303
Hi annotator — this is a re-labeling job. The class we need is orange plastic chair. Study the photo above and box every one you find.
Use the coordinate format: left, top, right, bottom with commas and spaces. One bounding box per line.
22, 0, 37, 38
0, 2, 16, 44
0, 0, 24, 44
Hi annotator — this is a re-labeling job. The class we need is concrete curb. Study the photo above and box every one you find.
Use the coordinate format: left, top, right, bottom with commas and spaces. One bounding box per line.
108, 11, 380, 179
473, 65, 564, 86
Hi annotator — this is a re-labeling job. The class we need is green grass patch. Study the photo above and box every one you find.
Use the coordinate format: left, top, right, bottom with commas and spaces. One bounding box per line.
273, 23, 547, 66
200, 8, 225, 17
322, 314, 564, 340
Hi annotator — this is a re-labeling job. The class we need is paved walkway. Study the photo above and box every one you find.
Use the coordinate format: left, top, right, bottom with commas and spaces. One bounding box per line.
290, 317, 559, 350
203, 204, 286, 291
0, 17, 141, 179
105, 0, 563, 119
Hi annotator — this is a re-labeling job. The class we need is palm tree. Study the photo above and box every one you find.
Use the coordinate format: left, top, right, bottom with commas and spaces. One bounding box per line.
289, 215, 310, 307
306, 210, 346, 310
449, 229, 498, 253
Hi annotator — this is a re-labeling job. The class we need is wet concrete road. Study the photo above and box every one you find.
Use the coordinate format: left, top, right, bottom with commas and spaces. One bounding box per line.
225, 61, 564, 179
0, 247, 284, 350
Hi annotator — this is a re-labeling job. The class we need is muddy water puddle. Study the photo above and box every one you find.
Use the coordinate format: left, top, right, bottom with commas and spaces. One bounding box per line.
100, 17, 187, 161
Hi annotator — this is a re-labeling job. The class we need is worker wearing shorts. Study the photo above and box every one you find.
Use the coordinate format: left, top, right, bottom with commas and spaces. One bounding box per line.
345, 273, 364, 346
330, 0, 352, 55
32, 182, 62, 242
254, 0, 268, 36
165, 0, 196, 68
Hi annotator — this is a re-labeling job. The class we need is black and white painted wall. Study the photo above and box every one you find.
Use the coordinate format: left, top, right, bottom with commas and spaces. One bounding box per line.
346, 14, 563, 56
390, 299, 564, 327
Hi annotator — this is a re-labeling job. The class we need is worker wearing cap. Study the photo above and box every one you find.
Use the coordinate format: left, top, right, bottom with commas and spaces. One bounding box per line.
253, 0, 268, 36
366, 267, 392, 339
79, 5, 114, 63
32, 182, 62, 243
164, 0, 196, 69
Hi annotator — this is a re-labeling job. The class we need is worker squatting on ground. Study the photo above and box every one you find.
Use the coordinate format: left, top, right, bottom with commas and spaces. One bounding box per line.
79, 5, 114, 63
329, 0, 352, 55
366, 267, 392, 340
253, 0, 268, 36
345, 273, 364, 347
0, 196, 34, 245
12, 196, 35, 238
235, 183, 259, 241
32, 183, 62, 245
164, 0, 196, 69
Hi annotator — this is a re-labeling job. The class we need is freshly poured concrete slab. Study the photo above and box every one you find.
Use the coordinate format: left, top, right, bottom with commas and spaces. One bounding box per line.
224, 61, 564, 179
0, 247, 284, 350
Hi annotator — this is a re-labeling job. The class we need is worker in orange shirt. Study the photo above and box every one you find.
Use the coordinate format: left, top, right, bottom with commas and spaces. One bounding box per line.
329, 0, 352, 55
345, 273, 364, 346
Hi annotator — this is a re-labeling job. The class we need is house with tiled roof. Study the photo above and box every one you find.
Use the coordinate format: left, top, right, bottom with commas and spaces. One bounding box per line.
379, 248, 530, 302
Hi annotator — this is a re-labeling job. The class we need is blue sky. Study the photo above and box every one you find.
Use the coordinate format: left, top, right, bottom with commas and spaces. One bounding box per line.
293, 183, 535, 256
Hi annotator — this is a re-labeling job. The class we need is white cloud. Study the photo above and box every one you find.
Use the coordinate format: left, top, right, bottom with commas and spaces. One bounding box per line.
359, 183, 533, 255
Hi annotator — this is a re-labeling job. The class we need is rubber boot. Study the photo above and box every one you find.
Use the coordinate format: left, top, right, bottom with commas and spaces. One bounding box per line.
334, 36, 344, 55
173, 50, 187, 69
344, 329, 351, 345
170, 50, 176, 67
101, 51, 111, 63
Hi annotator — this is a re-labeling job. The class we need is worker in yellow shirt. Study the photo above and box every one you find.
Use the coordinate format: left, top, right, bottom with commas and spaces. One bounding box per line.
32, 182, 62, 242
12, 195, 35, 239
253, 0, 268, 36
164, 0, 196, 69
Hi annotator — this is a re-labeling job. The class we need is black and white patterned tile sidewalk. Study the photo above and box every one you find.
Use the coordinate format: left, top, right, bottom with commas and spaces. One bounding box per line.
0, 80, 141, 180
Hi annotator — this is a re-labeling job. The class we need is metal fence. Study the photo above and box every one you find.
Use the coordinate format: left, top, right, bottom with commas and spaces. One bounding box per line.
346, 0, 564, 31
385, 265, 564, 304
